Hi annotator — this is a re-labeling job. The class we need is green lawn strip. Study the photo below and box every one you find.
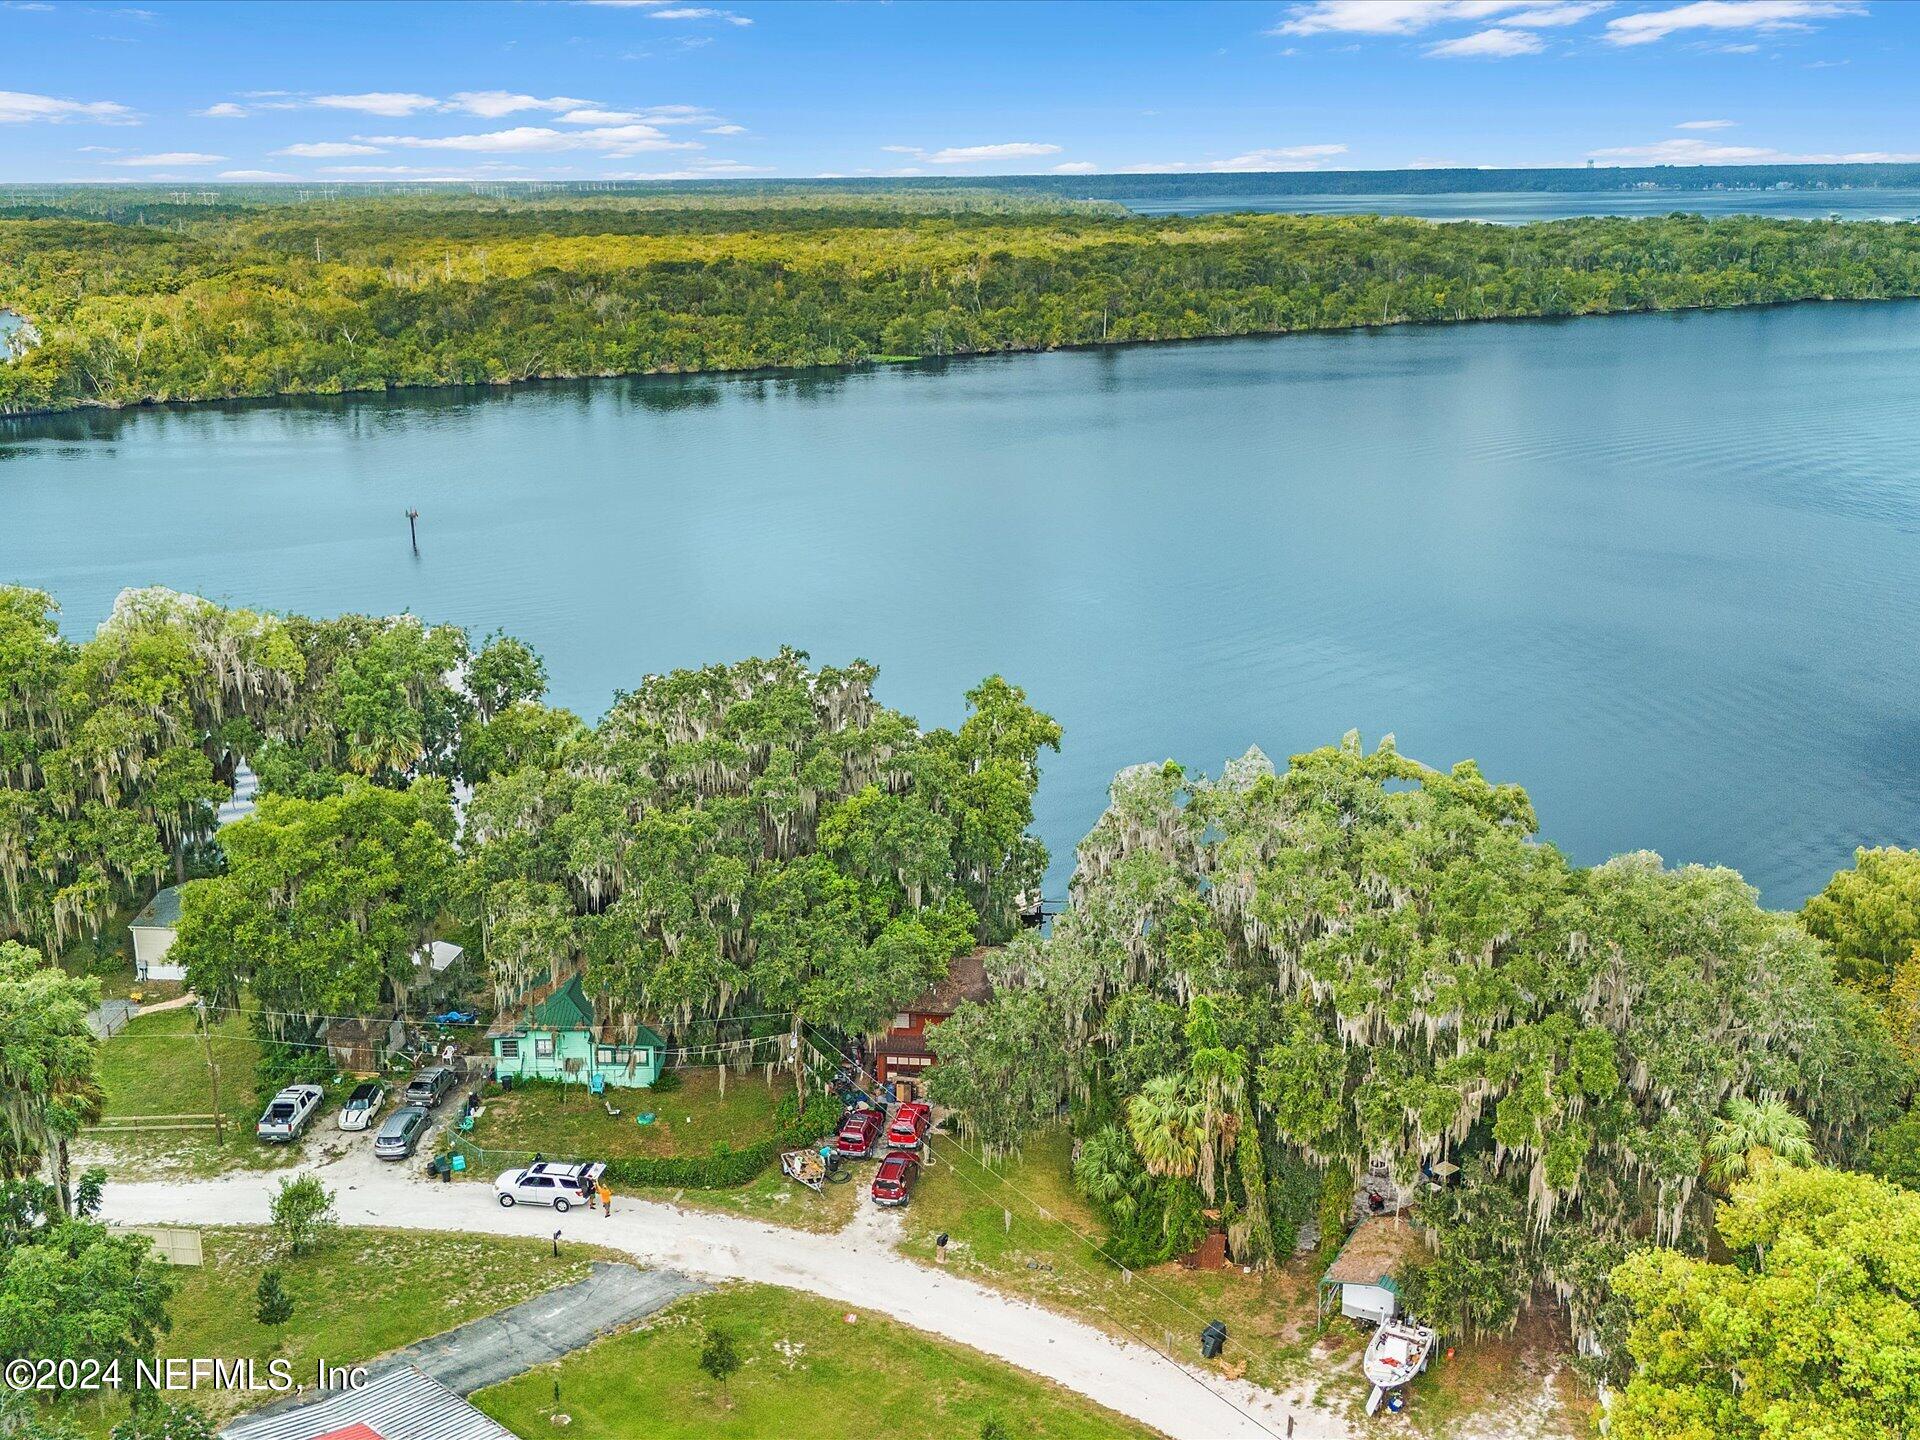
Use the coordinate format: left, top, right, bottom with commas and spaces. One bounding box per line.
473, 1282, 1163, 1440
65, 1226, 617, 1436
900, 1131, 1586, 1435
457, 1069, 861, 1234
900, 1130, 1335, 1395
467, 1069, 781, 1160
86, 1001, 311, 1177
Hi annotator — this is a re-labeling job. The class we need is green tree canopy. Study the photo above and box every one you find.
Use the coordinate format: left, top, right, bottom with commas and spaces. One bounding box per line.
0, 941, 101, 1212
467, 651, 1057, 1050
934, 735, 1904, 1335
1608, 1164, 1920, 1440
170, 780, 460, 1033
1803, 846, 1920, 992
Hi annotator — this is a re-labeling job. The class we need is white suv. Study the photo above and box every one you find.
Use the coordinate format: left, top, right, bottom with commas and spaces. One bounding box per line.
256, 1084, 325, 1143
494, 1160, 605, 1212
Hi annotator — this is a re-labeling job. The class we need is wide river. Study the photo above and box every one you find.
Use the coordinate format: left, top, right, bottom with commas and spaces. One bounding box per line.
5, 300, 1919, 905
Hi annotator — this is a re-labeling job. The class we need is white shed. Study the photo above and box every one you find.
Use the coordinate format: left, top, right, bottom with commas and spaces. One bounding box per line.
128, 885, 187, 982
1319, 1215, 1426, 1329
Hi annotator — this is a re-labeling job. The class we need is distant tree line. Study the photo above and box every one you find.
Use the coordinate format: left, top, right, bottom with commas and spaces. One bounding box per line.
6, 195, 1920, 415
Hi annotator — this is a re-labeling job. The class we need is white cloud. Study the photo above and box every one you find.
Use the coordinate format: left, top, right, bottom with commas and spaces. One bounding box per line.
647, 6, 752, 23
106, 151, 225, 167
1676, 118, 1736, 129
1273, 1, 1600, 36
218, 169, 296, 181
311, 92, 442, 117
276, 141, 384, 158
1603, 1, 1863, 47
884, 141, 1063, 165
0, 89, 137, 124
704, 123, 746, 135
1590, 136, 1920, 163
1427, 26, 1545, 55
1051, 161, 1100, 174
1503, 2, 1612, 24
360, 124, 695, 156
197, 102, 249, 119
446, 91, 592, 118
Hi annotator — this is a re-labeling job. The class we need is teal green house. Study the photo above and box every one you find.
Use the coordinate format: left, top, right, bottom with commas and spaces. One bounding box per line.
487, 972, 666, 1089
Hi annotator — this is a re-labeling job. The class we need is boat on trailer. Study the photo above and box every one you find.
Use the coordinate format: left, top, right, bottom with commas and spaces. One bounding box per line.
1363, 1317, 1436, 1415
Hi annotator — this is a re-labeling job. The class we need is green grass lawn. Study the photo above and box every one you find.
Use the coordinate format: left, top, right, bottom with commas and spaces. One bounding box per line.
468, 1068, 781, 1160
900, 1130, 1587, 1437
86, 1002, 310, 1178
898, 1130, 1329, 1396
460, 1068, 859, 1233
473, 1283, 1161, 1440
69, 1227, 608, 1435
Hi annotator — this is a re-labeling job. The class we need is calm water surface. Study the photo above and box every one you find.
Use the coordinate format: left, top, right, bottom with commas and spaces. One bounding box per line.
5, 301, 1920, 904
1120, 187, 1920, 222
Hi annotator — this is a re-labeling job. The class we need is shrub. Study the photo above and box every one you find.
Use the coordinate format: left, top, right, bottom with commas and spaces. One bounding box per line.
269, 1175, 336, 1258
599, 1091, 841, 1191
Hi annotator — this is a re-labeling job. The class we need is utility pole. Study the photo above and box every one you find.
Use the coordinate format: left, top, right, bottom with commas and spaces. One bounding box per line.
406, 508, 420, 554
196, 999, 225, 1144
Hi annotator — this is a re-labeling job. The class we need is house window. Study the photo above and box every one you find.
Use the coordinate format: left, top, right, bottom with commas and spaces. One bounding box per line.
632, 1048, 650, 1068
893, 1014, 912, 1030
595, 1046, 616, 1065
534, 1035, 554, 1059
499, 1039, 519, 1059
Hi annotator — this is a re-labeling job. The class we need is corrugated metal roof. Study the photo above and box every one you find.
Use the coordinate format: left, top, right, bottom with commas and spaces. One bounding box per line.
220, 1364, 516, 1440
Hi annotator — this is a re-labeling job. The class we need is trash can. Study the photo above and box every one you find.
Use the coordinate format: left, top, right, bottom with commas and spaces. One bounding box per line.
1200, 1321, 1227, 1359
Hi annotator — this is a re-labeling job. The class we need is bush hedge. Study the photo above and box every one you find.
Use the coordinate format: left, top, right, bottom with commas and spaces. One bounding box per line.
599, 1090, 843, 1190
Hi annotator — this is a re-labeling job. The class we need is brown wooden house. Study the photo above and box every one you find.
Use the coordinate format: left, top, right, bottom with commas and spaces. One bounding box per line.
873, 947, 993, 1091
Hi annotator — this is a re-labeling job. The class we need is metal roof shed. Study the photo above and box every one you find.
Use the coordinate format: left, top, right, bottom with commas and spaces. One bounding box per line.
220, 1364, 515, 1440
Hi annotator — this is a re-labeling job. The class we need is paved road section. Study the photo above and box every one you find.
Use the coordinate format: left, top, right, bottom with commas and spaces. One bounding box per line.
387, 1260, 705, 1395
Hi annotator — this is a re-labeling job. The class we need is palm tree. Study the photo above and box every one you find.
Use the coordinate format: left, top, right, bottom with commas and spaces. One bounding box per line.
1127, 1076, 1204, 1182
1707, 1097, 1815, 1189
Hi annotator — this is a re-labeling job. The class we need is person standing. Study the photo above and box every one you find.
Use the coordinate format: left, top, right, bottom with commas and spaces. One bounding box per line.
597, 1179, 612, 1216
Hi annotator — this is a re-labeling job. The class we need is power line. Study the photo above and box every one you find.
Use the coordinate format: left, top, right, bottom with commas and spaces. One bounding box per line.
796, 1025, 1283, 1439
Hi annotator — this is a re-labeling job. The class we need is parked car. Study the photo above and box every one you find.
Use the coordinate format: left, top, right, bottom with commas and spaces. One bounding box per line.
871, 1151, 921, 1207
835, 1106, 886, 1158
337, 1079, 389, 1132
886, 1100, 933, 1152
495, 1160, 606, 1212
256, 1084, 324, 1143
404, 1065, 458, 1109
373, 1104, 430, 1160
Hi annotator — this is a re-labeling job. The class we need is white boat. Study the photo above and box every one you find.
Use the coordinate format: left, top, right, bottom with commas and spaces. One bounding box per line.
1363, 1318, 1436, 1415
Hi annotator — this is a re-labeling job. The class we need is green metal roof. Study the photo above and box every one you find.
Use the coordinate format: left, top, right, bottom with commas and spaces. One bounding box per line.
529, 974, 596, 1031
130, 885, 183, 930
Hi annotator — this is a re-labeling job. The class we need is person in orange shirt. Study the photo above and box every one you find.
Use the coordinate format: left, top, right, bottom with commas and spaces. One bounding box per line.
597, 1180, 612, 1216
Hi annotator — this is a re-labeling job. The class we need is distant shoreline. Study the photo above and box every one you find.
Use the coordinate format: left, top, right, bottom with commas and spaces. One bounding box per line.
7, 290, 1920, 426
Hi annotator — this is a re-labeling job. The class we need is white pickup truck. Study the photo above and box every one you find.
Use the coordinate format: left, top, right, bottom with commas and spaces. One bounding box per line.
256, 1083, 325, 1143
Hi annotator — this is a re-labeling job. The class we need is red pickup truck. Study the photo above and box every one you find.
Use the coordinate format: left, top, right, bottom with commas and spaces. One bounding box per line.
871, 1151, 921, 1207
886, 1100, 933, 1152
835, 1106, 886, 1158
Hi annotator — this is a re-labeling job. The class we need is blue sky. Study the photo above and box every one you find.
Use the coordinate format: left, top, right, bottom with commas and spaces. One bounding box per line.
1, 0, 1914, 183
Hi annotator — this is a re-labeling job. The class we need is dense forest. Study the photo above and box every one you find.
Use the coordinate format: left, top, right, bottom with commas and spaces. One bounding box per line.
7, 581, 1920, 1433
0, 585, 1058, 1077
6, 189, 1920, 415
927, 740, 1920, 1432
